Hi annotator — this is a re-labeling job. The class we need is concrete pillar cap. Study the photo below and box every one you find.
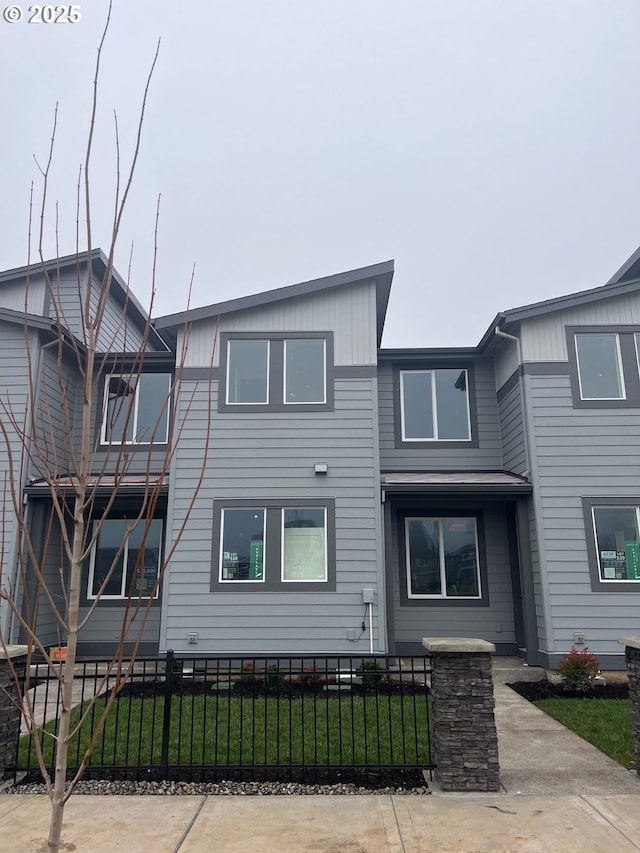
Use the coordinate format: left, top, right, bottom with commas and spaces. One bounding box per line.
422, 637, 496, 654
618, 637, 640, 651
0, 645, 29, 660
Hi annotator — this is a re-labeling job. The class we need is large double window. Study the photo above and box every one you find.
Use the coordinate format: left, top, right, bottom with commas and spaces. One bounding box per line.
101, 372, 172, 444
220, 333, 333, 412
405, 516, 481, 599
213, 499, 335, 590
568, 327, 640, 407
583, 499, 640, 589
399, 368, 472, 442
221, 334, 332, 410
87, 518, 163, 600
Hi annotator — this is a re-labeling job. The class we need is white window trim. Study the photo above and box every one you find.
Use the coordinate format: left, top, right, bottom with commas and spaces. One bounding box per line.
574, 333, 626, 401
283, 339, 327, 405
101, 373, 171, 445
405, 516, 482, 600
592, 505, 640, 583
87, 520, 161, 600
280, 507, 328, 582
225, 340, 270, 405
400, 369, 471, 442
219, 507, 267, 583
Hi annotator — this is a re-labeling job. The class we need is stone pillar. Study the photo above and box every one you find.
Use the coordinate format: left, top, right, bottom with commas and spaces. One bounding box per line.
618, 637, 640, 774
422, 637, 500, 791
0, 646, 28, 781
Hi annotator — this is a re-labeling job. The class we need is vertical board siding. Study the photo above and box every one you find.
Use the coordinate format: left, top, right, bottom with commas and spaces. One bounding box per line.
388, 503, 516, 649
525, 371, 640, 659
180, 281, 378, 368
33, 346, 80, 479
163, 376, 383, 653
521, 292, 640, 362
377, 358, 503, 470
0, 277, 46, 314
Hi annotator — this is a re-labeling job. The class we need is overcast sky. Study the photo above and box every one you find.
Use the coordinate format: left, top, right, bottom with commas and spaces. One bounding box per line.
1, 1, 639, 347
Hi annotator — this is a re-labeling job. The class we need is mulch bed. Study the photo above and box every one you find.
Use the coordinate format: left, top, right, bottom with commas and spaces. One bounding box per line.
508, 680, 629, 701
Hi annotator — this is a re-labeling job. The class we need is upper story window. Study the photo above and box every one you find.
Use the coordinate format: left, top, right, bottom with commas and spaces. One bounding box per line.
574, 334, 625, 400
400, 369, 471, 441
567, 326, 640, 408
220, 333, 333, 412
101, 372, 172, 445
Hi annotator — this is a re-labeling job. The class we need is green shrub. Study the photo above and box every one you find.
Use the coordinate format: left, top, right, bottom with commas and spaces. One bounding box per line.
357, 659, 385, 691
264, 664, 285, 693
558, 646, 599, 693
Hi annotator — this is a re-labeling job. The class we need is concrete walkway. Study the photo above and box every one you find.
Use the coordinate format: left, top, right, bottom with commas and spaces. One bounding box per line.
1, 660, 639, 852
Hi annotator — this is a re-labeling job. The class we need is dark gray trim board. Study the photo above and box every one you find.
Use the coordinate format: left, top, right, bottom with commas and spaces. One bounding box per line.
211, 498, 336, 593
76, 642, 159, 658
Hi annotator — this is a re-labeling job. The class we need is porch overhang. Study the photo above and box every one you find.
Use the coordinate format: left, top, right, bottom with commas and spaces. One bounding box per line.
24, 475, 169, 497
381, 471, 532, 497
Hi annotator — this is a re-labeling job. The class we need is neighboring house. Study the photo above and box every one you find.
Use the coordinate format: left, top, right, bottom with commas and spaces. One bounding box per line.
2, 248, 640, 668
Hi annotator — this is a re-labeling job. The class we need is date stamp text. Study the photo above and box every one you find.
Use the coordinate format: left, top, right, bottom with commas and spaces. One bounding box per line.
3, 5, 81, 23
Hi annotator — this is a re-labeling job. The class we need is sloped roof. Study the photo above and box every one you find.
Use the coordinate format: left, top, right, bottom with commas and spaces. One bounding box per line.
154, 260, 395, 347
0, 249, 168, 351
478, 245, 640, 350
381, 471, 532, 494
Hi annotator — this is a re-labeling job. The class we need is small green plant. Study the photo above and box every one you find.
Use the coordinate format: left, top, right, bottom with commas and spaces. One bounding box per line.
558, 646, 599, 693
264, 664, 285, 693
357, 659, 385, 691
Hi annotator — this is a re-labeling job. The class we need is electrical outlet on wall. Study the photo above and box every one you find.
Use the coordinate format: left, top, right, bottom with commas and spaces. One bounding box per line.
573, 632, 585, 645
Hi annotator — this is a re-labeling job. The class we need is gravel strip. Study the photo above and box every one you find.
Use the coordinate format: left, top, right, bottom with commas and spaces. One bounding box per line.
6, 778, 430, 796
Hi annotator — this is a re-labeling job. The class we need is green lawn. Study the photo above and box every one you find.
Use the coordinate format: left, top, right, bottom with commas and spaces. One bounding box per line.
534, 698, 634, 769
19, 693, 432, 771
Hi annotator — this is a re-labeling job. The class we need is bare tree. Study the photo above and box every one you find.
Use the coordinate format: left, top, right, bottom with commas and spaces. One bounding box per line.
0, 6, 212, 851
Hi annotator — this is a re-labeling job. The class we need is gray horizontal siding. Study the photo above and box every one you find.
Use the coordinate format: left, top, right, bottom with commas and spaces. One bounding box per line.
388, 503, 516, 649
162, 376, 383, 654
377, 358, 503, 470
525, 371, 640, 660
498, 382, 527, 475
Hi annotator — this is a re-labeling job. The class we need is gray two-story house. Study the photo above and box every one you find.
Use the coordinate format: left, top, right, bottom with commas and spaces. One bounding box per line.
2, 247, 640, 668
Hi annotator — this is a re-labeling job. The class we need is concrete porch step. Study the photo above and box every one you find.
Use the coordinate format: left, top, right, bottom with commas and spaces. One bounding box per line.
492, 655, 546, 684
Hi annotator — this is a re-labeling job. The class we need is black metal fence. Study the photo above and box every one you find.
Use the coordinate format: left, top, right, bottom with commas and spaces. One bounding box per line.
14, 652, 434, 782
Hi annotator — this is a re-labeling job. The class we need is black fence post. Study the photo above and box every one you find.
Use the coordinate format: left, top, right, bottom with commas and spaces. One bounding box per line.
160, 649, 174, 778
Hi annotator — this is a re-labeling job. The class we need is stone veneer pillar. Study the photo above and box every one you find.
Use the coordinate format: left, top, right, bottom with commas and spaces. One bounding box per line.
422, 637, 500, 791
618, 637, 640, 774
0, 645, 28, 781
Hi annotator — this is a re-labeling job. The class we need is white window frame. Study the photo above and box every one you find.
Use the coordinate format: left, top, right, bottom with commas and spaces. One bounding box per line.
574, 333, 626, 401
225, 340, 271, 405
283, 339, 327, 405
281, 506, 328, 582
399, 369, 471, 442
87, 519, 162, 600
219, 507, 267, 583
101, 373, 171, 445
591, 504, 640, 583
405, 516, 481, 600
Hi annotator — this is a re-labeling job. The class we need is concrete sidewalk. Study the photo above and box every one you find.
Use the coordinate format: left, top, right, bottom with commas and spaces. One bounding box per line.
1, 664, 639, 852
